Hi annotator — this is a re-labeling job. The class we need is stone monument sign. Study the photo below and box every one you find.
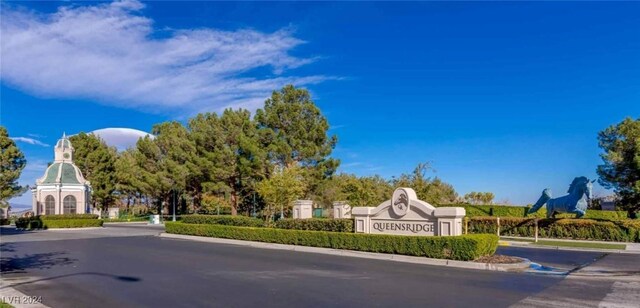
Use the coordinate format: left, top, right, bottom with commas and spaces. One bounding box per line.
352, 188, 465, 236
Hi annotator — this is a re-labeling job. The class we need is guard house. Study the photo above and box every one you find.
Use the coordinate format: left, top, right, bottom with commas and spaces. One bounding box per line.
31, 134, 91, 215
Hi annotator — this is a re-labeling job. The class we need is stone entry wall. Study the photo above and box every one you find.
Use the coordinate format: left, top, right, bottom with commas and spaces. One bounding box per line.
352, 188, 465, 237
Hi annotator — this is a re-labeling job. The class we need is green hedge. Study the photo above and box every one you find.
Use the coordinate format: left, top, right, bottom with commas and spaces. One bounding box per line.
0, 218, 9, 226
468, 217, 640, 242
440, 204, 630, 220
16, 216, 103, 229
165, 222, 498, 261
181, 215, 265, 227
275, 218, 354, 232
36, 214, 100, 220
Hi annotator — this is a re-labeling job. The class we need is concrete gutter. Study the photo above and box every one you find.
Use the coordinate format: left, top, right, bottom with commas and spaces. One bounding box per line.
159, 233, 530, 272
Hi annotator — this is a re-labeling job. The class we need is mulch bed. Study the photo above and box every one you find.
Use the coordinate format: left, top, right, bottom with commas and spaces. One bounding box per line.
474, 255, 525, 264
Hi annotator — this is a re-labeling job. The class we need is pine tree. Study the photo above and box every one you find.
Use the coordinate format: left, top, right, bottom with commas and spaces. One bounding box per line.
69, 133, 117, 210
0, 126, 27, 207
255, 85, 339, 196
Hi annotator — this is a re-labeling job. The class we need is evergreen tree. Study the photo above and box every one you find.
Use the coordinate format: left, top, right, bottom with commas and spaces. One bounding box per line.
597, 117, 640, 215
0, 126, 27, 207
114, 148, 145, 207
135, 122, 198, 214
189, 109, 267, 215
69, 133, 117, 210
255, 85, 339, 196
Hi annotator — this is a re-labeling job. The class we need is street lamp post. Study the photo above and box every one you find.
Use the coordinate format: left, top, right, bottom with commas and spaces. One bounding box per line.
172, 189, 176, 222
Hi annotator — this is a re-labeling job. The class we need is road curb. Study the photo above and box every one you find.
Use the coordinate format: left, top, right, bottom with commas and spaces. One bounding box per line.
159, 233, 528, 272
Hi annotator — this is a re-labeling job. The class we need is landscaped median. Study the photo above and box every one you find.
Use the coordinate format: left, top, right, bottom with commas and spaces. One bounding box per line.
15, 214, 104, 229
165, 221, 498, 261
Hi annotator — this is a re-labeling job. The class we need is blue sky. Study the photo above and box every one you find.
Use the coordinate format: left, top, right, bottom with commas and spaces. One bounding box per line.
2, 1, 639, 207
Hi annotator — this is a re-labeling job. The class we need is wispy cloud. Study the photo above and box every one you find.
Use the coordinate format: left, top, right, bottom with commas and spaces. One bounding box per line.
11, 137, 50, 147
0, 0, 333, 114
340, 162, 363, 168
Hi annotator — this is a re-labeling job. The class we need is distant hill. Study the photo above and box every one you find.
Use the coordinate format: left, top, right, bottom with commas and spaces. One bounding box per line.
8, 202, 31, 211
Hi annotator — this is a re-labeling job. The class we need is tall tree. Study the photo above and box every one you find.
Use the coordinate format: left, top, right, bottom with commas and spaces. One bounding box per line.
255, 85, 339, 195
189, 109, 267, 215
0, 126, 27, 207
69, 133, 117, 210
137, 121, 198, 215
597, 117, 640, 216
114, 148, 145, 207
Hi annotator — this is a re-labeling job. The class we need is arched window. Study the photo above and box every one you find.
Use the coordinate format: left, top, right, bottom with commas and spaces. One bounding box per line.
45, 195, 55, 215
63, 195, 76, 214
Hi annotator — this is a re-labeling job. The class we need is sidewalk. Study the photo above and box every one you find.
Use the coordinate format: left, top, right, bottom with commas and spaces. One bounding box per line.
570, 253, 640, 280
499, 236, 640, 254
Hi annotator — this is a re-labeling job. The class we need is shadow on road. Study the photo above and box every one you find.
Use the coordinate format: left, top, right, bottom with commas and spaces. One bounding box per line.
0, 226, 40, 236
0, 272, 141, 289
1, 242, 77, 274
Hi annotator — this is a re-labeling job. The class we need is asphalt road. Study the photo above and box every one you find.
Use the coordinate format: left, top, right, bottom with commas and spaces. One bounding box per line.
1, 225, 638, 308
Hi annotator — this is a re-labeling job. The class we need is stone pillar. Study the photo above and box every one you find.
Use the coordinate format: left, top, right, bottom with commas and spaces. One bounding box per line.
433, 207, 465, 236
352, 206, 373, 233
292, 200, 313, 219
332, 201, 351, 219
57, 185, 62, 215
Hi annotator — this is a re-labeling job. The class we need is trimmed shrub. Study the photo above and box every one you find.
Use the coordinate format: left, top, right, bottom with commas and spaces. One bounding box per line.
441, 204, 630, 220
0, 218, 9, 226
181, 215, 264, 227
16, 216, 103, 229
468, 217, 640, 242
40, 219, 103, 228
275, 218, 354, 232
37, 214, 100, 220
165, 222, 498, 261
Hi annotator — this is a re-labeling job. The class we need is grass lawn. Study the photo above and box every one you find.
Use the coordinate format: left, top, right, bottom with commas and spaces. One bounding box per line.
501, 237, 627, 250
1, 301, 14, 308
533, 240, 626, 250
102, 217, 149, 223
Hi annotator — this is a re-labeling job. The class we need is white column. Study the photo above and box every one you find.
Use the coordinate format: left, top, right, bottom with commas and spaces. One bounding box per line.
57, 185, 62, 214
352, 207, 373, 233
292, 200, 313, 219
433, 207, 466, 236
332, 201, 352, 218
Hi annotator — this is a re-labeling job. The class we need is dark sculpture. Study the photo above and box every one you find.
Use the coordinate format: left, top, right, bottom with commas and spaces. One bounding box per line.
528, 176, 595, 218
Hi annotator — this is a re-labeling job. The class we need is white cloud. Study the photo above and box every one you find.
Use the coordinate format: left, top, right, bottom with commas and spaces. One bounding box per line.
91, 127, 152, 151
11, 137, 50, 147
0, 0, 331, 114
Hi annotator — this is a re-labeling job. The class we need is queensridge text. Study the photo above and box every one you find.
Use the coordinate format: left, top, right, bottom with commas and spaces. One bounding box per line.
372, 221, 435, 233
